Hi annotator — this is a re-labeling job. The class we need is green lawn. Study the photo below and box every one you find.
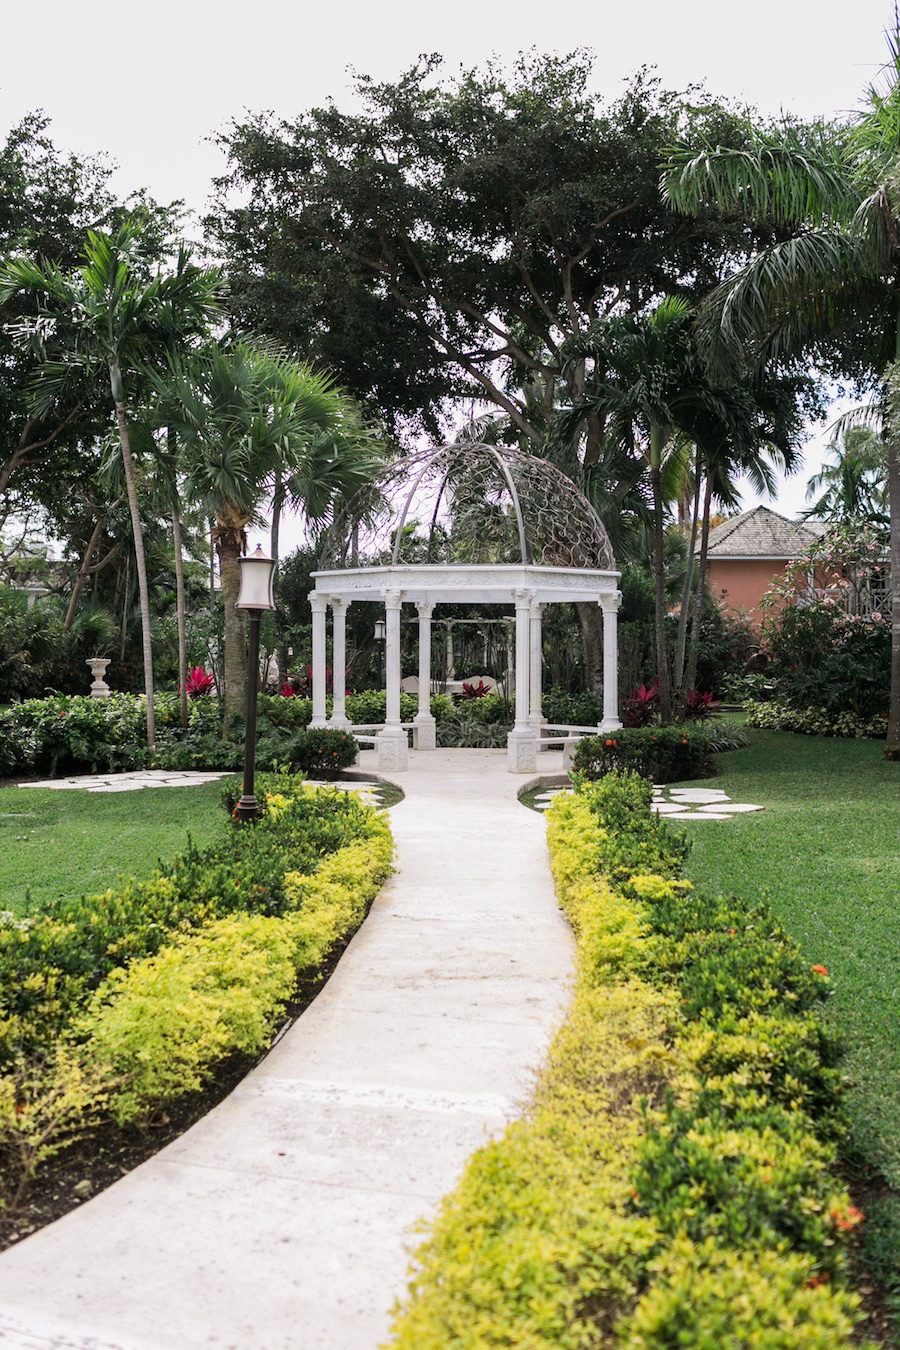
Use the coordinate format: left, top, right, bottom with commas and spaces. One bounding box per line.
0, 781, 230, 917
678, 730, 900, 1182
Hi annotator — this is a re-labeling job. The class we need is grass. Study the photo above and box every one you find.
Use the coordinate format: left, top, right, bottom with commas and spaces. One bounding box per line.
0, 781, 229, 917
675, 728, 900, 1326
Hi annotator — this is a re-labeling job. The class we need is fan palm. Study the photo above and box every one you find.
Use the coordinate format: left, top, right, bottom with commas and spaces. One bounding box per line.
163, 342, 376, 719
0, 222, 223, 745
663, 23, 900, 753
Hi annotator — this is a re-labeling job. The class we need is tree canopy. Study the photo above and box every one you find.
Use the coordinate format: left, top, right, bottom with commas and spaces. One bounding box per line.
207, 53, 771, 444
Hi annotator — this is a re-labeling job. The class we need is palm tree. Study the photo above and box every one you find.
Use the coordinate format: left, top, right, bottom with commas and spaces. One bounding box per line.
0, 222, 223, 745
663, 21, 900, 754
163, 342, 378, 720
555, 297, 717, 718
804, 420, 889, 524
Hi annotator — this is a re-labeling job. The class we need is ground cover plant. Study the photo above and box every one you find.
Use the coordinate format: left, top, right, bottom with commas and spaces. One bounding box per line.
387, 771, 876, 1347
0, 772, 393, 1236
675, 728, 900, 1333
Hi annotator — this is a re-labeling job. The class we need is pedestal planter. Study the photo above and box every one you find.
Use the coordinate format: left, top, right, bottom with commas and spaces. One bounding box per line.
86, 658, 111, 698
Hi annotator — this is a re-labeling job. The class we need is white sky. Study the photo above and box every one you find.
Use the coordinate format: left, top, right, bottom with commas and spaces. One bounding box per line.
1, 0, 894, 527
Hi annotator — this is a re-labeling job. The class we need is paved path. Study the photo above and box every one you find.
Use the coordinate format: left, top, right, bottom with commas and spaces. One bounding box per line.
0, 749, 575, 1350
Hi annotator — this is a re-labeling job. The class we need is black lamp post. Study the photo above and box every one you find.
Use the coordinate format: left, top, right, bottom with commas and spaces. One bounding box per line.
234, 544, 276, 822
374, 618, 386, 688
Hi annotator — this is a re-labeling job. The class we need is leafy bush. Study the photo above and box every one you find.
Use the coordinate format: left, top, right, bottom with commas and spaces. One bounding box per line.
0, 776, 381, 1066
0, 695, 149, 777
541, 686, 604, 726
81, 913, 299, 1124
746, 700, 888, 739
436, 719, 511, 748
0, 775, 393, 1183
762, 597, 890, 720
572, 725, 713, 783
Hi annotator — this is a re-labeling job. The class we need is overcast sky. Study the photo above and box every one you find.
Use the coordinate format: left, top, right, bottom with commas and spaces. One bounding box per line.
1, 0, 895, 523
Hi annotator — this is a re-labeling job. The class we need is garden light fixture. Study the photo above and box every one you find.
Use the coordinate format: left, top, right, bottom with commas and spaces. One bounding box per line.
234, 544, 276, 822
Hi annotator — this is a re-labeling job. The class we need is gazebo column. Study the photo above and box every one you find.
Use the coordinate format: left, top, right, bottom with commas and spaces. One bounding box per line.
377, 588, 408, 771
413, 600, 436, 750
309, 592, 328, 728
529, 597, 545, 735
507, 588, 537, 773
598, 590, 622, 732
328, 597, 350, 728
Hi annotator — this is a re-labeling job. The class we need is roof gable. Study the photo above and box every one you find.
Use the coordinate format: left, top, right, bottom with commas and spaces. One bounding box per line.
701, 506, 826, 559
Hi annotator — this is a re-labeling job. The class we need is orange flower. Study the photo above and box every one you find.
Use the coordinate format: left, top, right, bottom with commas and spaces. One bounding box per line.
811, 964, 829, 978
829, 1204, 864, 1231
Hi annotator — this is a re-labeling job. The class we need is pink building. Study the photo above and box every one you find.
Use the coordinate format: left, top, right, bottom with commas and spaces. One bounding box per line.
700, 506, 826, 628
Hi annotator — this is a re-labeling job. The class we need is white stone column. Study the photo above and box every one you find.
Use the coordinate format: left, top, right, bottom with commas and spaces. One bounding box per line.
529, 598, 545, 733
328, 597, 350, 728
598, 590, 622, 732
413, 600, 436, 750
310, 592, 328, 728
377, 588, 408, 770
507, 588, 537, 772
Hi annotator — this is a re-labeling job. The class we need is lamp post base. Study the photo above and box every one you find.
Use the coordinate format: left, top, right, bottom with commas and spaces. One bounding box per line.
233, 793, 262, 823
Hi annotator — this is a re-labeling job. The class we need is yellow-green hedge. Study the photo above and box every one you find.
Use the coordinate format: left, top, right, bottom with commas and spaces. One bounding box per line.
0, 791, 394, 1192
386, 784, 873, 1349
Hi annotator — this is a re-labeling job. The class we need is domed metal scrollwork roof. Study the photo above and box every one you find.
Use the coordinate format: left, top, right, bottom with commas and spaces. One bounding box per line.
319, 443, 616, 572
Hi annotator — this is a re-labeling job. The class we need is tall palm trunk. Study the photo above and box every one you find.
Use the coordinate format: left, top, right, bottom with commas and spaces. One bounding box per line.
650, 425, 672, 720
685, 468, 717, 701
172, 503, 189, 730
113, 389, 155, 748
885, 345, 900, 759
214, 510, 249, 724
673, 452, 702, 694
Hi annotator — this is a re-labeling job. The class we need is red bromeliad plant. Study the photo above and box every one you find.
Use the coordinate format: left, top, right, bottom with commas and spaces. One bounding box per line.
621, 683, 660, 727
186, 666, 215, 699
460, 679, 491, 700
685, 689, 721, 721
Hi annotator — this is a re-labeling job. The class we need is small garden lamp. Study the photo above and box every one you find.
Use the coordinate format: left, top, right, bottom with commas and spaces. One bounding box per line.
374, 618, 386, 688
234, 544, 276, 822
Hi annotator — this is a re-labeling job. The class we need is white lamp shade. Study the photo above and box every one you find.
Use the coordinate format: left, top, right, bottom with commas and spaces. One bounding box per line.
374, 619, 386, 641
236, 545, 276, 611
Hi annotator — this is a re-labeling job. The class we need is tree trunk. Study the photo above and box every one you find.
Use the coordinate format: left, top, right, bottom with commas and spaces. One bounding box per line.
575, 600, 604, 697
650, 427, 672, 720
64, 513, 106, 631
685, 468, 717, 701
673, 454, 702, 694
883, 348, 900, 759
113, 395, 155, 748
215, 515, 249, 725
172, 504, 189, 730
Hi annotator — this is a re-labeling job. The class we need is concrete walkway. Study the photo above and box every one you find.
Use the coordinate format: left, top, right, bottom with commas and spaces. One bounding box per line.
0, 749, 575, 1350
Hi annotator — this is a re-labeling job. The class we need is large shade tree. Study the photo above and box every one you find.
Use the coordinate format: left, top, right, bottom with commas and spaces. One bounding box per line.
0, 223, 225, 744
663, 23, 900, 757
207, 53, 771, 446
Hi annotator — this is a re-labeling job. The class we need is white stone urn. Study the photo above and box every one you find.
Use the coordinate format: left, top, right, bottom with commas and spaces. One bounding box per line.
86, 657, 111, 698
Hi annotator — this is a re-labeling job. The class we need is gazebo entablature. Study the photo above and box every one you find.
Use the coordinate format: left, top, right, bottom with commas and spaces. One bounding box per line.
308, 562, 622, 774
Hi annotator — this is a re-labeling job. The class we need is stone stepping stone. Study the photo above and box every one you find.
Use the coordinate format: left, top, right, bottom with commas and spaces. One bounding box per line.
698, 801, 763, 813
666, 811, 734, 820
668, 789, 731, 804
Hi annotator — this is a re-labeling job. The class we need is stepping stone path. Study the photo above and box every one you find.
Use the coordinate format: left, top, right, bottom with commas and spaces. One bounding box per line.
17, 770, 384, 809
531, 783, 764, 821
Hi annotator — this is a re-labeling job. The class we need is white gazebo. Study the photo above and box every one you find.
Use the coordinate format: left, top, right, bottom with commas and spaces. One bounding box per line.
308, 443, 621, 772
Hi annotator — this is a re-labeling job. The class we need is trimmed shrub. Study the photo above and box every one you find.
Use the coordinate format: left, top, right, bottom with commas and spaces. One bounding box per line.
572, 725, 713, 783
